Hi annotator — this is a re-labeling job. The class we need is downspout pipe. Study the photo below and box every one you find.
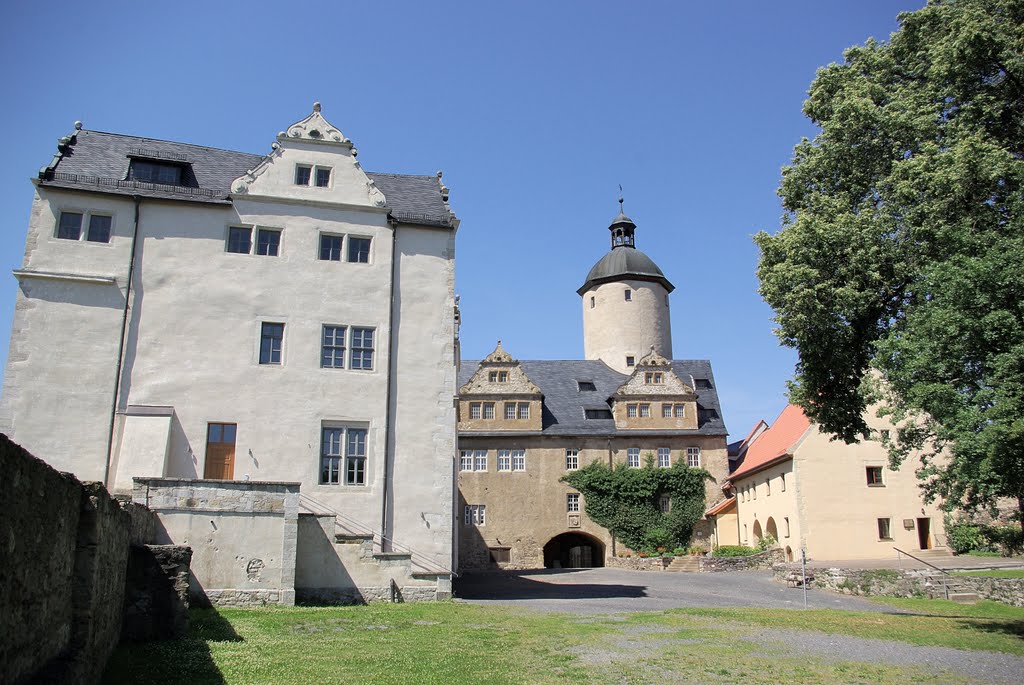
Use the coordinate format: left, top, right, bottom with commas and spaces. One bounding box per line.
103, 195, 142, 488
380, 217, 399, 550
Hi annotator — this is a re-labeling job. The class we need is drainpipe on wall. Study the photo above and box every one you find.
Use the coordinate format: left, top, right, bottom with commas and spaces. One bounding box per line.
103, 195, 142, 488
607, 437, 616, 557
380, 218, 399, 551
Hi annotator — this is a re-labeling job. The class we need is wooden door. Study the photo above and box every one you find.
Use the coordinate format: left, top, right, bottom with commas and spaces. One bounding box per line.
204, 423, 236, 480
917, 518, 931, 550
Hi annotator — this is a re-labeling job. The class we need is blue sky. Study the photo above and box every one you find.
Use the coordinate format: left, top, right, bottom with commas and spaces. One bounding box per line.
0, 0, 923, 438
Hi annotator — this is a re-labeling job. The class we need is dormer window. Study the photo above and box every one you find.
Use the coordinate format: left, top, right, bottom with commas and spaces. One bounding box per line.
296, 164, 332, 187
129, 159, 185, 186
577, 381, 596, 392
644, 372, 664, 385
695, 378, 713, 389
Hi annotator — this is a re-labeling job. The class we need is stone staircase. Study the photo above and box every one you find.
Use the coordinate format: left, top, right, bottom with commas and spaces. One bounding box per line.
914, 570, 980, 604
912, 547, 953, 559
665, 556, 701, 572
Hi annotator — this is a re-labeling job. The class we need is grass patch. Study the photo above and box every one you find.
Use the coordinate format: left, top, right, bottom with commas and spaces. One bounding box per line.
953, 569, 1024, 578
102, 600, 1023, 684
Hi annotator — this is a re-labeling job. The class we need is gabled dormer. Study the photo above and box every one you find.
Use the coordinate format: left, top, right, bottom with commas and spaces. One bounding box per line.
457, 341, 543, 432
230, 102, 388, 209
611, 349, 698, 430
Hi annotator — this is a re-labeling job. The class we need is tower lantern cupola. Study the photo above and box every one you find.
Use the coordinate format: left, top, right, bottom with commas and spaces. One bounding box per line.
609, 196, 636, 249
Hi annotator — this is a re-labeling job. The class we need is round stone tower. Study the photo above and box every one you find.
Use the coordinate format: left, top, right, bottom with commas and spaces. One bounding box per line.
578, 204, 673, 374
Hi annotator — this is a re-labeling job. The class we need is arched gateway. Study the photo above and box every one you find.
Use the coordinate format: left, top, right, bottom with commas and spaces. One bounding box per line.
543, 532, 605, 568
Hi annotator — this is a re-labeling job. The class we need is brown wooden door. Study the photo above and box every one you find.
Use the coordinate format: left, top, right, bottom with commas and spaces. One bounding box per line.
204, 423, 236, 480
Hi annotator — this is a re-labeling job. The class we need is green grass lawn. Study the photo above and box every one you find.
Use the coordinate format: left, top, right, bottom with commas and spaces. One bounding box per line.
101, 599, 1024, 685
952, 569, 1024, 578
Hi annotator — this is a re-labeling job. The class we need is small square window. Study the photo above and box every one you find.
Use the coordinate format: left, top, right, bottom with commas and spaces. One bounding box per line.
350, 328, 374, 370
321, 325, 346, 368
256, 228, 281, 256
227, 227, 252, 254
565, 449, 579, 471
315, 167, 331, 188
57, 212, 83, 240
348, 237, 371, 263
295, 165, 312, 186
259, 323, 284, 365
627, 448, 640, 468
87, 215, 112, 243
567, 493, 580, 513
877, 518, 892, 540
320, 234, 342, 261
866, 466, 885, 486
626, 356, 635, 367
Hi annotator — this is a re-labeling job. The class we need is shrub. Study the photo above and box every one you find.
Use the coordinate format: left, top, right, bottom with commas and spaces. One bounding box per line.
946, 523, 986, 555
986, 524, 1023, 556
713, 545, 758, 557
756, 534, 777, 552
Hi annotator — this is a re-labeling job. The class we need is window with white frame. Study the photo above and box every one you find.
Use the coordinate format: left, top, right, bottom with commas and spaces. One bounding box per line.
315, 167, 332, 188
659, 494, 671, 513
321, 325, 346, 368
567, 493, 580, 512
259, 322, 284, 365
565, 449, 579, 471
511, 449, 526, 471
497, 449, 511, 472
674, 404, 686, 418
627, 448, 640, 468
657, 447, 671, 468
320, 426, 367, 485
459, 451, 473, 471
661, 404, 672, 418
350, 328, 374, 370
228, 225, 280, 256
296, 164, 333, 188
295, 165, 313, 186
504, 403, 516, 420
489, 370, 510, 383
256, 228, 281, 256
482, 403, 495, 420
474, 450, 488, 471
686, 447, 701, 468
639, 403, 651, 418
644, 372, 664, 384
348, 236, 371, 263
517, 402, 530, 419
627, 404, 638, 418
469, 403, 482, 420
319, 233, 343, 261
57, 210, 113, 243
227, 226, 252, 253
464, 504, 486, 526
877, 517, 892, 540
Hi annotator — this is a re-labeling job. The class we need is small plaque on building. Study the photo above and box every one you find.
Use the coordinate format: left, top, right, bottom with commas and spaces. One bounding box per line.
568, 514, 581, 528
903, 519, 915, 529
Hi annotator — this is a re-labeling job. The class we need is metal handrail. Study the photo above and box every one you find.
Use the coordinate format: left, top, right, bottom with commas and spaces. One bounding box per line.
299, 493, 458, 577
894, 547, 951, 599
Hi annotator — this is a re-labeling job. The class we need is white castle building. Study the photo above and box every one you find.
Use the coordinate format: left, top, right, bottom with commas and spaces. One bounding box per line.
0, 105, 459, 603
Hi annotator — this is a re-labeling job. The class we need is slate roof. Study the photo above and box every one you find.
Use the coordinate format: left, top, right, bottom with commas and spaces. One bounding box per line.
458, 359, 728, 437
36, 129, 455, 227
578, 246, 674, 295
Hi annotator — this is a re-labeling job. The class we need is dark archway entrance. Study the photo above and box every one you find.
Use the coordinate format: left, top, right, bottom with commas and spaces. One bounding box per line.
543, 532, 605, 568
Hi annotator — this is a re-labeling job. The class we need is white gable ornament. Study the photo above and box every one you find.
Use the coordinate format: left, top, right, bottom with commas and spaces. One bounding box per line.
280, 102, 352, 147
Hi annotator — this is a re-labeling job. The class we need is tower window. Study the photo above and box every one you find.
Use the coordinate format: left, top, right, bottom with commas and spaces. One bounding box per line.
590, 296, 595, 309
626, 356, 635, 367
624, 289, 632, 302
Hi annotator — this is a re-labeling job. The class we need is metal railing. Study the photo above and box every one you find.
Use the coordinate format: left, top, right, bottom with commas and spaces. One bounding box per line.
299, 493, 458, 578
894, 547, 951, 599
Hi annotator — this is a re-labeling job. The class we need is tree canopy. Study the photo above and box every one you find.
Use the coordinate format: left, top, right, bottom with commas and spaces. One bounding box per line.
561, 457, 710, 552
755, 0, 1024, 517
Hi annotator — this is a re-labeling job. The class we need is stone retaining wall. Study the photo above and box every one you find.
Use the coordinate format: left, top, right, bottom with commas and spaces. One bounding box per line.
606, 556, 673, 571
701, 548, 783, 572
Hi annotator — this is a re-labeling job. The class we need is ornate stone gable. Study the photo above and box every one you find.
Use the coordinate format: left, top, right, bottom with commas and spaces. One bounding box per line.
613, 349, 695, 399
459, 341, 541, 397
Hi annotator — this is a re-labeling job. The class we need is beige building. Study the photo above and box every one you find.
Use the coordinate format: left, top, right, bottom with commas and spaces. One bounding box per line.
707, 404, 948, 562
456, 207, 730, 571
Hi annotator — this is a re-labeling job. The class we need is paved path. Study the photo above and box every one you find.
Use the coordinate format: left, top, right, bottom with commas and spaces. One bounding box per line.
454, 567, 896, 613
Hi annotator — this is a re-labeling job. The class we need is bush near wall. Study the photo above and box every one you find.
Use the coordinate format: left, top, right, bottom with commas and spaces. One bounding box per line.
946, 521, 1023, 556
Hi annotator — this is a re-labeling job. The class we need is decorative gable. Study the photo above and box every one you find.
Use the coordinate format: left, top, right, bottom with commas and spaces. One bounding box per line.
611, 348, 698, 430
459, 341, 541, 396
230, 102, 388, 208
458, 341, 543, 432
613, 349, 695, 398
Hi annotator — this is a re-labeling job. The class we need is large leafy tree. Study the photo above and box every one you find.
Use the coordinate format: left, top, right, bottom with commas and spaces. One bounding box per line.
755, 0, 1024, 519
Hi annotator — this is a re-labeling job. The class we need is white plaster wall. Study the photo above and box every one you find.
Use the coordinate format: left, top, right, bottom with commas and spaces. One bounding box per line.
112, 413, 172, 491
386, 225, 457, 571
733, 460, 801, 556
0, 188, 134, 480
582, 279, 672, 373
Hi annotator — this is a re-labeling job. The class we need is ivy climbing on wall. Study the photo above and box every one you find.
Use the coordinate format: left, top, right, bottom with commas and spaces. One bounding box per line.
561, 455, 711, 552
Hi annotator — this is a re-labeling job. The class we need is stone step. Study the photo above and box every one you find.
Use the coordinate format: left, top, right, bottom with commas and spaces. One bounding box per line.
949, 592, 981, 604
666, 557, 701, 572
912, 548, 952, 557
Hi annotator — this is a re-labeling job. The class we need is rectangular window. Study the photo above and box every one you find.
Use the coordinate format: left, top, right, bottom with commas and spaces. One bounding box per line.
577, 380, 596, 392
878, 518, 892, 540
87, 215, 112, 243
517, 402, 530, 420
639, 403, 651, 418
565, 449, 579, 470
695, 379, 713, 389
624, 289, 632, 301
348, 237, 371, 263
256, 228, 281, 256
589, 296, 595, 309
659, 494, 671, 513
319, 234, 342, 261
781, 473, 786, 491
470, 403, 482, 420
459, 451, 473, 471
464, 504, 486, 526
129, 160, 183, 185
504, 403, 516, 420
489, 371, 498, 382
627, 448, 640, 468
784, 517, 791, 538
320, 426, 366, 485
350, 328, 374, 370
227, 227, 252, 254
511, 449, 526, 471
473, 450, 487, 472
766, 478, 771, 496
657, 447, 671, 468
498, 371, 509, 382
866, 466, 885, 486
315, 167, 331, 188
295, 165, 312, 186
489, 547, 510, 564
644, 372, 664, 384
626, 356, 635, 367
686, 447, 701, 468
674, 404, 685, 418
483, 403, 495, 420
259, 323, 284, 365
567, 493, 580, 513
57, 211, 83, 240
662, 404, 672, 418
497, 450, 511, 471
627, 404, 638, 418
584, 408, 613, 419
321, 325, 346, 368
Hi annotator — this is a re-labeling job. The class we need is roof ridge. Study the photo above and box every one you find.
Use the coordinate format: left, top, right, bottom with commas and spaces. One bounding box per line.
365, 171, 438, 179
82, 129, 266, 159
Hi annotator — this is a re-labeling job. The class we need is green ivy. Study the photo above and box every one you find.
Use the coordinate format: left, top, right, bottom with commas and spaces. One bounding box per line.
560, 455, 711, 551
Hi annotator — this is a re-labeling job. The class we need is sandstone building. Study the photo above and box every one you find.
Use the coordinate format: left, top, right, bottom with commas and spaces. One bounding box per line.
0, 105, 458, 603
456, 207, 730, 570
709, 404, 949, 561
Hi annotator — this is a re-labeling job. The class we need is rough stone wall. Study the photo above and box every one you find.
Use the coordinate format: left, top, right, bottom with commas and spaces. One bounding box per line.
606, 556, 673, 571
700, 548, 784, 572
121, 545, 192, 642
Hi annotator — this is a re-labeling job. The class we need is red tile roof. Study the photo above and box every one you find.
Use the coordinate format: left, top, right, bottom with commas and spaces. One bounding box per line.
704, 496, 737, 517
729, 404, 812, 480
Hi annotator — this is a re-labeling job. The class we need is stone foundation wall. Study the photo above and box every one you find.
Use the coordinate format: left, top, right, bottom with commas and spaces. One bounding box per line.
606, 556, 673, 571
701, 548, 783, 572
122, 545, 192, 642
